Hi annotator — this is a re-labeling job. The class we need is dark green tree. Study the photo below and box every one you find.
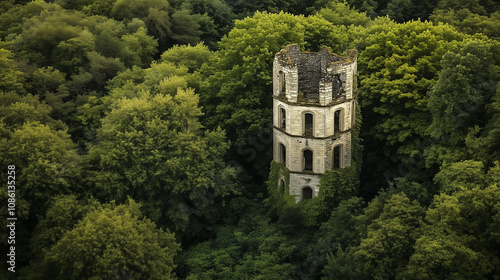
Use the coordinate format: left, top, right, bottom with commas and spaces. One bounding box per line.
87, 90, 238, 236
20, 199, 181, 280
426, 39, 499, 166
402, 184, 500, 280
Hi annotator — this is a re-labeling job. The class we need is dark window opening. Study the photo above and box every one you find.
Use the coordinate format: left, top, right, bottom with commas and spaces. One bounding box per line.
303, 149, 313, 171
280, 143, 286, 164
334, 145, 341, 169
279, 179, 285, 194
279, 71, 286, 94
304, 113, 313, 136
280, 108, 286, 129
334, 109, 342, 133
302, 186, 313, 200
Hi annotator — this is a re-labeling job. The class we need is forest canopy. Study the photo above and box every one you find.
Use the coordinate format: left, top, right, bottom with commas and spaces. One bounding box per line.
0, 0, 499, 279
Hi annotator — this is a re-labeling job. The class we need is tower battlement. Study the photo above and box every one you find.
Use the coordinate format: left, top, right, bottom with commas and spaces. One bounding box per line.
272, 44, 357, 202
273, 44, 357, 106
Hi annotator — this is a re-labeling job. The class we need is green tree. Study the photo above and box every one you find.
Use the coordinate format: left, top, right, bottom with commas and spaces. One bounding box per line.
30, 66, 67, 98
431, 9, 500, 41
358, 20, 467, 174
160, 43, 213, 72
433, 160, 500, 194
305, 197, 365, 279
87, 90, 238, 235
436, 0, 488, 15
402, 185, 500, 280
322, 247, 369, 280
0, 123, 82, 222
0, 92, 66, 131
354, 193, 425, 279
13, 7, 95, 74
0, 121, 82, 271
179, 198, 297, 279
28, 195, 101, 261
0, 48, 26, 94
170, 2, 203, 45
120, 26, 159, 67
186, 0, 235, 48
21, 199, 180, 280
317, 0, 371, 26
111, 0, 172, 45
0, 0, 61, 40
82, 0, 116, 17
426, 39, 499, 166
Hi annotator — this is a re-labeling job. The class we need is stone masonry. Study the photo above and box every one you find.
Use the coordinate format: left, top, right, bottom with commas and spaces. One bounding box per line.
272, 44, 357, 202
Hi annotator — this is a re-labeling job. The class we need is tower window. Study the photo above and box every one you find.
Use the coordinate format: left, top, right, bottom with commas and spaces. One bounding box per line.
303, 149, 313, 171
302, 186, 313, 200
334, 145, 342, 169
280, 143, 286, 164
280, 107, 286, 129
334, 109, 343, 133
279, 71, 286, 94
304, 113, 313, 136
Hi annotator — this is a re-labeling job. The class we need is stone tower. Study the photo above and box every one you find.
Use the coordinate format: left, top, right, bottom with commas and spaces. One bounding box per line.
272, 44, 357, 202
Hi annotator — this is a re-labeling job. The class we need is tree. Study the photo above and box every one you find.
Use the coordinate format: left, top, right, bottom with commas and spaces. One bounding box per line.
425, 39, 499, 166
179, 198, 297, 279
21, 199, 181, 280
317, 0, 371, 26
354, 193, 425, 279
402, 185, 500, 280
87, 90, 238, 236
120, 27, 159, 67
0, 92, 66, 131
160, 43, 213, 72
431, 9, 500, 41
0, 122, 82, 222
28, 195, 101, 261
13, 8, 94, 74
305, 197, 365, 279
0, 122, 82, 271
360, 21, 467, 159
0, 0, 61, 40
357, 21, 469, 191
170, 2, 203, 45
322, 247, 369, 280
433, 160, 500, 194
0, 48, 27, 94
111, 0, 172, 45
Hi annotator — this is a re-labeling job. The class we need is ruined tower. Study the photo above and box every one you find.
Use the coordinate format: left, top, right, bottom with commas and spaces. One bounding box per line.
272, 44, 357, 202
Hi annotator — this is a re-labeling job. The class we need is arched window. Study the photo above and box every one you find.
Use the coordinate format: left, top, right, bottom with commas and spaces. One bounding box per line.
334, 109, 343, 133
279, 179, 285, 194
304, 113, 313, 136
334, 145, 342, 169
280, 143, 286, 164
302, 186, 313, 200
303, 149, 313, 171
280, 107, 286, 129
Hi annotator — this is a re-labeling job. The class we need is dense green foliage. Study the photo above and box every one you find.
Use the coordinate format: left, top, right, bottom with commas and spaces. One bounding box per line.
1, 0, 499, 279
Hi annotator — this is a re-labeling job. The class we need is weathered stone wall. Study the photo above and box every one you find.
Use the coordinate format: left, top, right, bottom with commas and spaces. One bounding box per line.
289, 172, 321, 202
273, 44, 357, 106
273, 99, 353, 137
273, 128, 351, 174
